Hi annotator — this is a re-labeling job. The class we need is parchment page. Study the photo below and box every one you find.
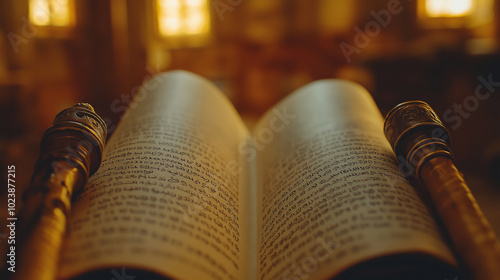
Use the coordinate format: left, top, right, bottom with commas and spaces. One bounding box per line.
253, 80, 457, 280
57, 71, 252, 280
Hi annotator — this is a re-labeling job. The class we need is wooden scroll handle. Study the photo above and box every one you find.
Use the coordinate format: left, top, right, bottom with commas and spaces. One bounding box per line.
11, 103, 107, 280
384, 101, 500, 280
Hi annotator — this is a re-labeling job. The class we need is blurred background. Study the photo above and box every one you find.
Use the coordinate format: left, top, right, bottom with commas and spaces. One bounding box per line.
1, 0, 500, 235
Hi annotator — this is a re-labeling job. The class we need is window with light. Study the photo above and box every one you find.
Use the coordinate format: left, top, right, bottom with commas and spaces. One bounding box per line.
424, 0, 474, 18
156, 0, 211, 37
29, 0, 74, 27
418, 0, 494, 29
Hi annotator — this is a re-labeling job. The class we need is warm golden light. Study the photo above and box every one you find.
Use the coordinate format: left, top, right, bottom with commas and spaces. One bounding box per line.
157, 0, 210, 36
50, 0, 71, 26
425, 0, 474, 17
29, 0, 73, 27
29, 0, 50, 26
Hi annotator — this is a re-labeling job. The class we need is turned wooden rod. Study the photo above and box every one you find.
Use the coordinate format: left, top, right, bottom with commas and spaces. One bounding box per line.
12, 103, 107, 280
384, 101, 500, 280
421, 156, 500, 280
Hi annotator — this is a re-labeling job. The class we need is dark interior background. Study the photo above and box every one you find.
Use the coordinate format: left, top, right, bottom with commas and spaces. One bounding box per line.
1, 0, 500, 245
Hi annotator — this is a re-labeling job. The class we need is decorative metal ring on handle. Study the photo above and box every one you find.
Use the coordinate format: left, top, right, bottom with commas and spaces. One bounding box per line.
384, 100, 453, 180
